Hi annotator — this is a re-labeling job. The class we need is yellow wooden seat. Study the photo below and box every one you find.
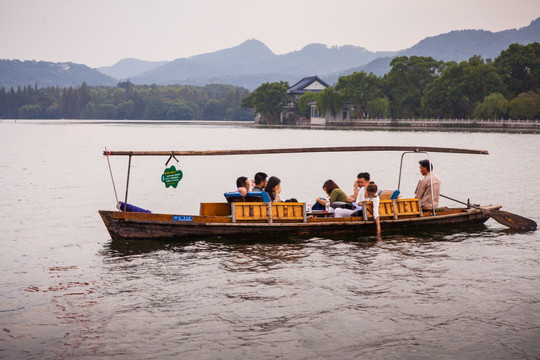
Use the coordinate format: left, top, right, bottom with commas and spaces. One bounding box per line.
362, 198, 422, 220
232, 202, 269, 222
272, 202, 306, 222
200, 202, 232, 216
231, 202, 306, 223
378, 200, 395, 218
393, 198, 422, 217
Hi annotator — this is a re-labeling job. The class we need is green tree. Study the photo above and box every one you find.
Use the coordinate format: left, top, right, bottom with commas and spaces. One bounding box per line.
117, 100, 135, 119
81, 103, 97, 119
202, 99, 225, 120
96, 103, 118, 119
459, 56, 506, 117
167, 102, 193, 120
79, 82, 91, 109
366, 97, 391, 118
18, 104, 41, 119
225, 107, 254, 120
495, 42, 540, 97
473, 93, 508, 119
316, 86, 344, 120
241, 81, 289, 124
60, 87, 79, 118
296, 91, 318, 118
509, 91, 540, 119
335, 71, 381, 118
45, 103, 61, 118
383, 56, 444, 118
143, 98, 169, 120
426, 61, 468, 118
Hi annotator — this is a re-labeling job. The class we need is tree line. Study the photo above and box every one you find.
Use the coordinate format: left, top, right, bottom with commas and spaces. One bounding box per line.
0, 81, 254, 121
242, 43, 540, 123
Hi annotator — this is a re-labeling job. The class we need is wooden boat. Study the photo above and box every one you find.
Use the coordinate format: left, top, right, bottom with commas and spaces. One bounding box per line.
99, 146, 535, 241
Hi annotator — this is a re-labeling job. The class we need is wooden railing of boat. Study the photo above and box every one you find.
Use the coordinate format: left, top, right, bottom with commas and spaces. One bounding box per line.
197, 198, 463, 223
363, 198, 423, 220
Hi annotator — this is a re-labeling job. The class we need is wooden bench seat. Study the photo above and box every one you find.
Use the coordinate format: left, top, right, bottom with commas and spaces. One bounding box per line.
200, 202, 232, 216
363, 198, 422, 220
231, 202, 306, 223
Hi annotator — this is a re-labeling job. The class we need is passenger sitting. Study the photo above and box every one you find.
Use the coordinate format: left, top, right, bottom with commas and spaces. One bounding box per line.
346, 172, 371, 203
312, 180, 348, 210
335, 181, 382, 234
237, 172, 267, 195
235, 176, 251, 196
251, 172, 268, 192
264, 176, 282, 202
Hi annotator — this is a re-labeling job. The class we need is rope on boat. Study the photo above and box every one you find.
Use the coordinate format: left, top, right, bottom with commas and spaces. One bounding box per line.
104, 146, 119, 205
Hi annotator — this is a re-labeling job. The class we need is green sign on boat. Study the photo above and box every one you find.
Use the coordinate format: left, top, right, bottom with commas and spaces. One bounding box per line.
161, 165, 183, 188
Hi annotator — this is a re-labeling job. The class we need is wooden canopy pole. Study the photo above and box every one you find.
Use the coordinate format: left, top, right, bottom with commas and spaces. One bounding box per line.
102, 146, 489, 157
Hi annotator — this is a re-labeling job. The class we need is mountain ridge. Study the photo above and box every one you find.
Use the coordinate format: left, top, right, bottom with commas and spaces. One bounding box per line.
1, 18, 539, 90
0, 59, 116, 89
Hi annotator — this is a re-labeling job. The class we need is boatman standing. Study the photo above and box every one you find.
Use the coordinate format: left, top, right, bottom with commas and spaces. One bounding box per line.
415, 159, 441, 210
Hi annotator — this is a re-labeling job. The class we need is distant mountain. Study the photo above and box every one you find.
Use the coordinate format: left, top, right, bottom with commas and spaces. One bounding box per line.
98, 58, 167, 80
325, 56, 395, 84
331, 18, 540, 80
2, 17, 539, 90
131, 40, 277, 84
129, 39, 395, 87
0, 60, 117, 89
400, 17, 540, 61
128, 18, 539, 88
169, 73, 302, 92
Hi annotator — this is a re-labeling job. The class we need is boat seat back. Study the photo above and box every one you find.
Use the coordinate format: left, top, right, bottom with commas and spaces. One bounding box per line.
224, 191, 271, 203
363, 198, 422, 220
200, 202, 232, 216
272, 202, 306, 222
378, 190, 401, 200
232, 202, 269, 222
232, 202, 306, 223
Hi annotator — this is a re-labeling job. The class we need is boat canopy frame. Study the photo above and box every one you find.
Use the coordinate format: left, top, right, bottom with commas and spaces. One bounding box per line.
103, 146, 489, 213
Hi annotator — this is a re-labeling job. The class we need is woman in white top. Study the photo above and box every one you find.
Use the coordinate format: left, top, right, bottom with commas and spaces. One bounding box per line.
334, 181, 381, 235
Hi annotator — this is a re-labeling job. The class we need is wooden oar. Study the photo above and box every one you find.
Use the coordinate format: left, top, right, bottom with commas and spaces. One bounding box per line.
440, 194, 537, 230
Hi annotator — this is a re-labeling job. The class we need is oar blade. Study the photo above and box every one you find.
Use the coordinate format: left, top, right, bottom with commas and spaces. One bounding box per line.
489, 210, 537, 230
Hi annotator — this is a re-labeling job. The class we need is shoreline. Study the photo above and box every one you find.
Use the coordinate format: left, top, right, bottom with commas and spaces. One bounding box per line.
2, 118, 538, 134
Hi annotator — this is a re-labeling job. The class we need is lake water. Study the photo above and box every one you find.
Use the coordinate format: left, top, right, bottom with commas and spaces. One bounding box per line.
1, 121, 539, 359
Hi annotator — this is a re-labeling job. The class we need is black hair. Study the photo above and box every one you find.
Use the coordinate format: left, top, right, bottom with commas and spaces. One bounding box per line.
236, 176, 248, 188
254, 172, 268, 186
357, 172, 370, 181
264, 176, 281, 201
419, 159, 433, 171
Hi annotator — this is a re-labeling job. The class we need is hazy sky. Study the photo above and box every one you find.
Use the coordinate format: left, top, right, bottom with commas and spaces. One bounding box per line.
1, 0, 539, 68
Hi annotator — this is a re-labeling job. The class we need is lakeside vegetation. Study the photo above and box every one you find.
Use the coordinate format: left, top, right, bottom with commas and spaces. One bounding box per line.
242, 43, 540, 123
0, 82, 253, 120
1, 43, 538, 122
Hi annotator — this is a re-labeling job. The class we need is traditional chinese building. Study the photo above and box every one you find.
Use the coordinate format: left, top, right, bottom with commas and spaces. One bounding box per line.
282, 75, 353, 125
281, 76, 329, 123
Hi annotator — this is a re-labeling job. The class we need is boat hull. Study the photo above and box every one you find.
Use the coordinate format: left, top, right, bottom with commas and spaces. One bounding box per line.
99, 206, 499, 241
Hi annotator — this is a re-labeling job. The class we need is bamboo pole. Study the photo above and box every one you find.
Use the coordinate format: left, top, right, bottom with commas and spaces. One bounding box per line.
102, 146, 489, 157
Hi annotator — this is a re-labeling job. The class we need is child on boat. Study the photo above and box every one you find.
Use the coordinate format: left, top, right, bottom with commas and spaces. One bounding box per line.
334, 181, 381, 234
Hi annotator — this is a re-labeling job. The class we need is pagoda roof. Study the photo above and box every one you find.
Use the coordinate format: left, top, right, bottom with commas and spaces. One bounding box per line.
287, 76, 330, 95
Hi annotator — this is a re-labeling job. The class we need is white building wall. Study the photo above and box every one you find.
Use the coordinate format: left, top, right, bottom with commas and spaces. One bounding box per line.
304, 81, 326, 91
